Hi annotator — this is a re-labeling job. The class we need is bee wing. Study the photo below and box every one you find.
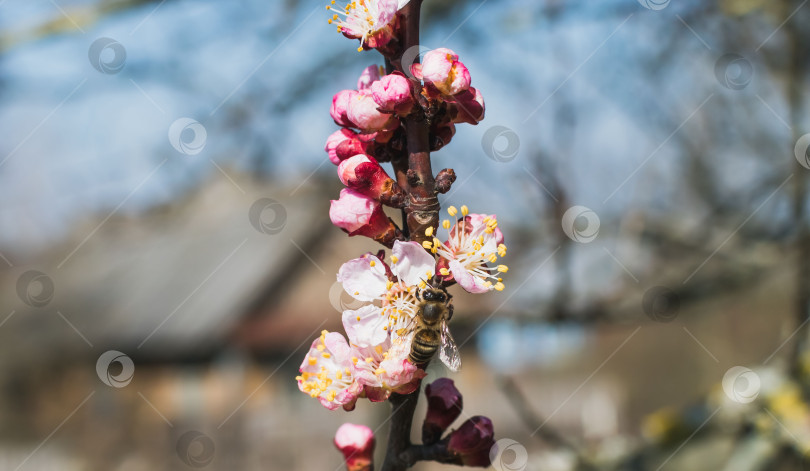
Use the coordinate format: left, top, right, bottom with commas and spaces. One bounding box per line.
390, 315, 417, 359
439, 321, 462, 372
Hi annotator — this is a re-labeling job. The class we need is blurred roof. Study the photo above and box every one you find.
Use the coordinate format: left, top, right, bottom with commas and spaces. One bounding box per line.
0, 171, 334, 363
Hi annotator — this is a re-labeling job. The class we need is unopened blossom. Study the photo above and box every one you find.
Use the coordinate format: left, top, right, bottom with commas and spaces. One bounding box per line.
447, 416, 495, 467
334, 423, 375, 471
371, 73, 414, 115
331, 89, 359, 127
357, 65, 384, 90
326, 129, 378, 165
450, 87, 485, 125
330, 188, 399, 246
427, 206, 508, 293
412, 48, 471, 96
326, 0, 401, 52
423, 378, 463, 444
297, 330, 363, 411
347, 89, 398, 132
338, 154, 405, 206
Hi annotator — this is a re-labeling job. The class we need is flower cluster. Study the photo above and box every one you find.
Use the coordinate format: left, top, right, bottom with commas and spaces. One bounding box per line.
305, 3, 506, 468
325, 17, 486, 248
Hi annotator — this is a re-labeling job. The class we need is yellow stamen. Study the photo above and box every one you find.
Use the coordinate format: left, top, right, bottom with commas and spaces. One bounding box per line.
425, 226, 434, 237
322, 352, 331, 359
461, 205, 469, 216
391, 255, 399, 264
422, 241, 433, 249
442, 219, 451, 229
369, 260, 376, 267
498, 265, 508, 272
439, 268, 450, 276
448, 206, 458, 217
494, 282, 505, 291
308, 357, 317, 366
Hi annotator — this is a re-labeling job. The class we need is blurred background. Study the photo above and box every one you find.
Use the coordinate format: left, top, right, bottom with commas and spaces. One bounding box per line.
1, 0, 809, 469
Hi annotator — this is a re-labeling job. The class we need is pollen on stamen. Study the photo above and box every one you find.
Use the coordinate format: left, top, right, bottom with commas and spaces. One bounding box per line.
369, 260, 376, 267
494, 282, 505, 291
448, 206, 458, 217
442, 220, 451, 229
498, 265, 509, 272
391, 255, 398, 264
461, 205, 469, 216
422, 241, 433, 249
425, 226, 434, 237
440, 268, 450, 276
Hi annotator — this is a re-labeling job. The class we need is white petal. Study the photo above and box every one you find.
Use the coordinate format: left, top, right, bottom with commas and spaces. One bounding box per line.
343, 305, 389, 348
337, 257, 388, 301
392, 240, 435, 286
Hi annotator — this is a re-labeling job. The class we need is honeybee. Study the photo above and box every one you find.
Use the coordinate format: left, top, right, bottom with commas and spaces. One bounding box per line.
405, 286, 461, 371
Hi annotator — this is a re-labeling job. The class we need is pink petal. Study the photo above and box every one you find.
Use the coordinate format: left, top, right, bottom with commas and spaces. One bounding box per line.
448, 260, 491, 294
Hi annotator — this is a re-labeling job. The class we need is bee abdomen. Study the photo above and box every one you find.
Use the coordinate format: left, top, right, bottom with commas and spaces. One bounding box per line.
409, 329, 440, 365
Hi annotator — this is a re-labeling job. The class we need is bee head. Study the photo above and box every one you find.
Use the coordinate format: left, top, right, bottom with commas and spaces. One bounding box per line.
421, 288, 447, 303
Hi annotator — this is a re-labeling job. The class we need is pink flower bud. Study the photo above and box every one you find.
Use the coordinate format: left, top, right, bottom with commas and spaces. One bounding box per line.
338, 154, 404, 206
331, 89, 359, 127
325, 129, 355, 165
347, 89, 398, 132
450, 87, 485, 125
371, 73, 414, 115
417, 48, 471, 96
329, 188, 399, 246
357, 65, 383, 91
334, 423, 375, 471
447, 416, 495, 467
325, 129, 372, 165
422, 378, 463, 444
